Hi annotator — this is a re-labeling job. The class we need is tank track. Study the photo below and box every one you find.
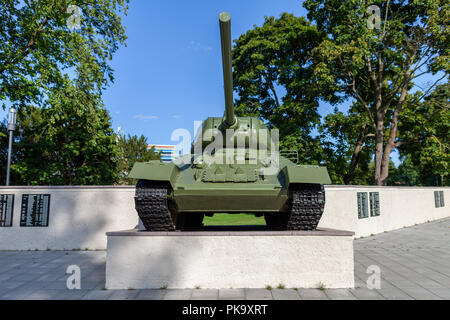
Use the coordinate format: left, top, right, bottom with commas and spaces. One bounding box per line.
264, 184, 325, 231
135, 179, 175, 231
287, 184, 325, 230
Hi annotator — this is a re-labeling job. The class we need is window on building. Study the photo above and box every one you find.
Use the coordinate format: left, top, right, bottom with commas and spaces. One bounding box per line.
435, 191, 445, 208
369, 192, 380, 216
0, 194, 14, 227
439, 191, 445, 207
357, 192, 369, 219
20, 194, 50, 227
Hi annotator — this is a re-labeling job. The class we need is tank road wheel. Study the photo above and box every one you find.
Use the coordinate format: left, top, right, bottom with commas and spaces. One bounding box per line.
135, 179, 175, 231
176, 213, 205, 230
264, 184, 325, 231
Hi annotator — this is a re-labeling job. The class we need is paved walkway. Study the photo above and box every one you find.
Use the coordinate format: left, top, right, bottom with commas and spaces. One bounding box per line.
0, 218, 449, 300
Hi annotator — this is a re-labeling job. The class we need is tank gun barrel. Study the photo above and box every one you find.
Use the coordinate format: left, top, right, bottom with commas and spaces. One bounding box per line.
219, 12, 236, 127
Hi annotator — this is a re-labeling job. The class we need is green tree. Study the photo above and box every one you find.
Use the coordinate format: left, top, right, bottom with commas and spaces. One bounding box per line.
398, 82, 449, 185
319, 104, 375, 184
0, 0, 128, 107
391, 155, 421, 186
304, 0, 449, 185
3, 81, 119, 185
0, 120, 9, 184
232, 13, 332, 164
0, 0, 128, 185
116, 134, 160, 185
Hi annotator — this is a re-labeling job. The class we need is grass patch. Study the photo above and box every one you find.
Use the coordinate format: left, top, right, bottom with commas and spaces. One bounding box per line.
203, 213, 265, 226
265, 285, 273, 291
316, 282, 326, 291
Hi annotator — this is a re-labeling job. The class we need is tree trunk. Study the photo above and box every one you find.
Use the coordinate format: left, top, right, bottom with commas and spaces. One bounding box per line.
379, 82, 409, 185
373, 56, 387, 186
380, 114, 398, 186
374, 114, 384, 186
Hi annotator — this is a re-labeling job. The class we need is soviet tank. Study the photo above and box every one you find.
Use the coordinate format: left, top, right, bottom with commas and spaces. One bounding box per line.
128, 12, 331, 231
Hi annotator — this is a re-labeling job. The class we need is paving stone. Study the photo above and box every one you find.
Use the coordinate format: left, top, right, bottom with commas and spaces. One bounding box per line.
23, 289, 62, 300
136, 289, 166, 300
81, 290, 114, 300
80, 280, 104, 290
412, 278, 446, 289
12, 281, 49, 291
0, 273, 19, 281
0, 280, 28, 290
0, 286, 39, 300
53, 289, 90, 300
325, 289, 357, 300
191, 289, 219, 300
44, 279, 71, 290
83, 271, 105, 280
0, 288, 11, 296
353, 276, 367, 288
10, 273, 44, 282
218, 289, 245, 300
0, 218, 448, 300
426, 287, 450, 299
297, 289, 329, 300
386, 278, 425, 289
108, 289, 140, 300
271, 289, 300, 300
349, 288, 385, 300
36, 273, 65, 282
376, 287, 413, 300
245, 289, 273, 300
400, 287, 442, 300
163, 289, 193, 300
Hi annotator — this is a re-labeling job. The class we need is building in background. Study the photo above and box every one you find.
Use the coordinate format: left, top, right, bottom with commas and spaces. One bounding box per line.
149, 145, 179, 163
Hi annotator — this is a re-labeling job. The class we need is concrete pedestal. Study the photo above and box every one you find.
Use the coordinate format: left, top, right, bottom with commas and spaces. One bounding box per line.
105, 229, 354, 289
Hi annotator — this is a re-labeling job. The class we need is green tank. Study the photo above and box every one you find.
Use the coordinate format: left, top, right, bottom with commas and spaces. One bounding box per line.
128, 12, 331, 231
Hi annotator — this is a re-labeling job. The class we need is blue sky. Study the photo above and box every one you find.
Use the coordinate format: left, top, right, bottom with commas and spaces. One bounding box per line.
103, 0, 310, 143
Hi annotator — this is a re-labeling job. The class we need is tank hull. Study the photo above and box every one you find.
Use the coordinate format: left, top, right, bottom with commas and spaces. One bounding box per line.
129, 155, 331, 215
172, 186, 289, 212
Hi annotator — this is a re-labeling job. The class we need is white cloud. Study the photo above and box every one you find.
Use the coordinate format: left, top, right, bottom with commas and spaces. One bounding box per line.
172, 114, 182, 119
189, 40, 212, 52
133, 114, 158, 120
